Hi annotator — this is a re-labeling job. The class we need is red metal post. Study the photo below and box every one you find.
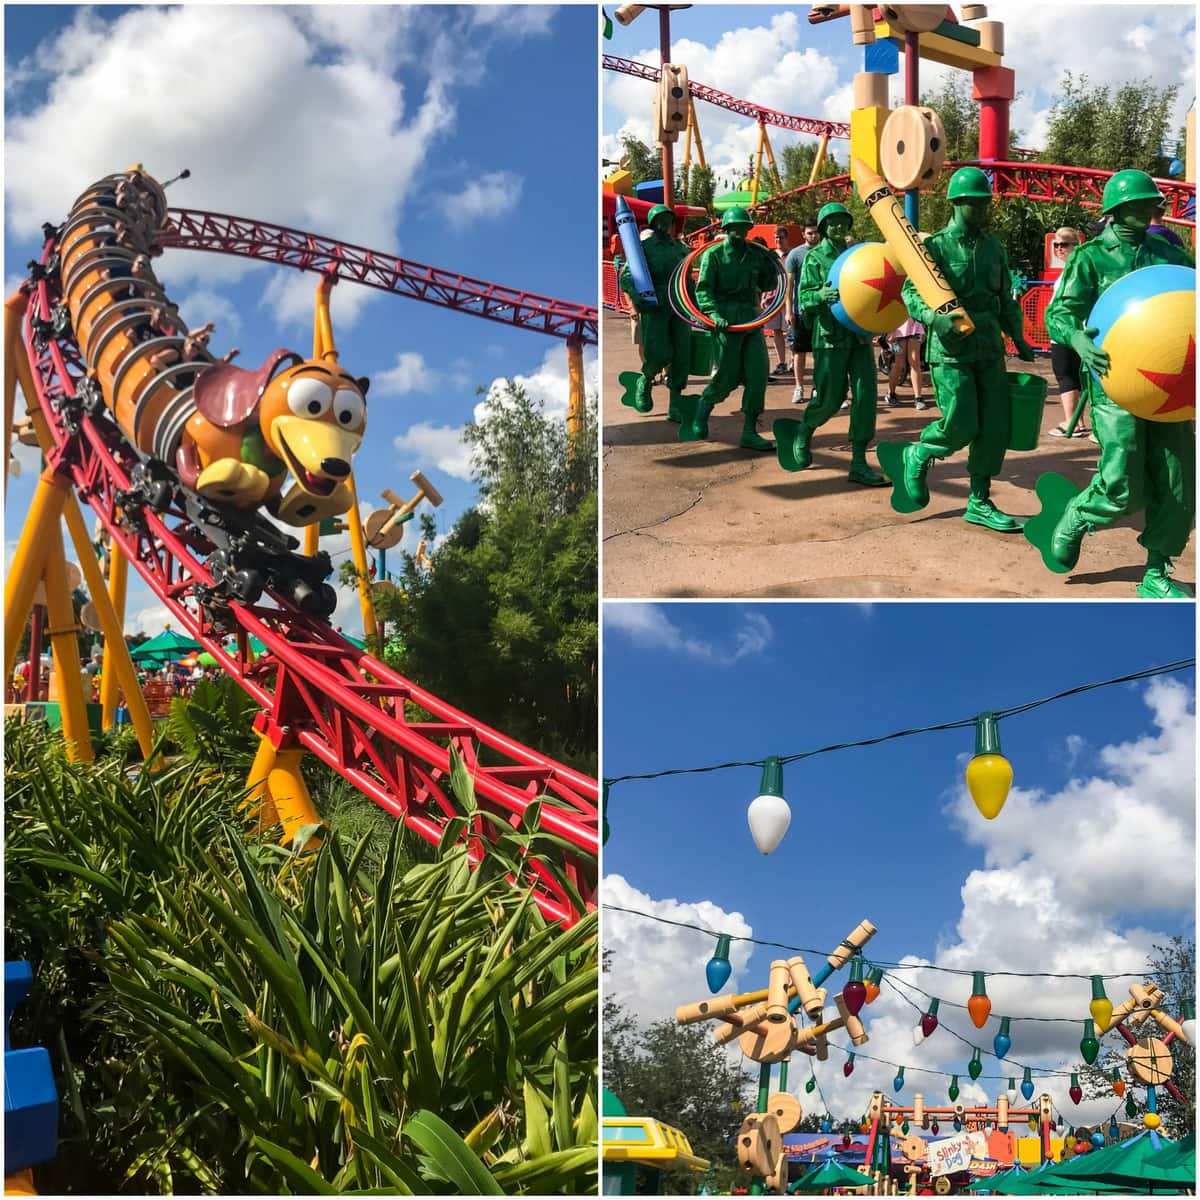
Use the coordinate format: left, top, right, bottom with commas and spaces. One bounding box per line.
904, 30, 920, 226
27, 605, 44, 701
973, 67, 1015, 162
659, 7, 675, 211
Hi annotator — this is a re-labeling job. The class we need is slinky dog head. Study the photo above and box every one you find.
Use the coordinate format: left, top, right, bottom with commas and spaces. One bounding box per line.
258, 357, 369, 499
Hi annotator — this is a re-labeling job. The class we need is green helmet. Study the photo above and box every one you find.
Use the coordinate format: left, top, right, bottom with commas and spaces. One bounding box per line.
646, 204, 673, 228
816, 202, 851, 232
1101, 169, 1164, 215
722, 205, 753, 229
946, 166, 993, 202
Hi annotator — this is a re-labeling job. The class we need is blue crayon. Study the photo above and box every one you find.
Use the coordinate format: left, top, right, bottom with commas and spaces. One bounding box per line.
615, 195, 658, 307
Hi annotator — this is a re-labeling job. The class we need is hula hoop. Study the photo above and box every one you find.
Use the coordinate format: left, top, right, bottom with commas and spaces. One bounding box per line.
667, 240, 789, 333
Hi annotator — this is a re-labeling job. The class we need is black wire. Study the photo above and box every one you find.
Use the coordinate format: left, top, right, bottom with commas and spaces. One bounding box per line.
602, 903, 1191, 981
603, 658, 1194, 786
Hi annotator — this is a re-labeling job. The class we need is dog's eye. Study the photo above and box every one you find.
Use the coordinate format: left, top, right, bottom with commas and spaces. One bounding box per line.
286, 377, 332, 417
334, 387, 365, 429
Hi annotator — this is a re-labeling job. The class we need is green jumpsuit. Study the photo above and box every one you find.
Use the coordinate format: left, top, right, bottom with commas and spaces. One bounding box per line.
798, 236, 877, 446
619, 230, 690, 411
901, 224, 1026, 487
694, 239, 778, 427
1043, 225, 1194, 560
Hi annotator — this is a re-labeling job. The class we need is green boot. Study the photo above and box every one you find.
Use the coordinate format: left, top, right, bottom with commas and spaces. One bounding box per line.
740, 413, 774, 452
632, 374, 653, 414
963, 477, 1020, 533
618, 371, 642, 410
1048, 504, 1092, 570
848, 443, 887, 487
774, 419, 812, 470
680, 398, 714, 442
903, 443, 934, 508
667, 390, 691, 424
1136, 555, 1194, 599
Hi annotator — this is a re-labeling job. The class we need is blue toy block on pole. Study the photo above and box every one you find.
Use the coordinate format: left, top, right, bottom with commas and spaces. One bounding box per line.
864, 38, 900, 74
5, 961, 59, 1173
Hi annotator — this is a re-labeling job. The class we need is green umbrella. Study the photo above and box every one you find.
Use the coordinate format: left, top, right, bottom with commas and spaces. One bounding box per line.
788, 1158, 873, 1192
128, 626, 200, 665
1144, 1131, 1194, 1173
1040, 1130, 1190, 1191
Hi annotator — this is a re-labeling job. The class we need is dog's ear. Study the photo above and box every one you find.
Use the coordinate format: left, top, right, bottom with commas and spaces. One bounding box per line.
356, 375, 370, 397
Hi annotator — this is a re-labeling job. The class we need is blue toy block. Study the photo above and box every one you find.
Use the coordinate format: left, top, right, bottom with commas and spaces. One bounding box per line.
634, 179, 665, 204
864, 38, 900, 75
5, 1048, 58, 1171
5, 961, 59, 1171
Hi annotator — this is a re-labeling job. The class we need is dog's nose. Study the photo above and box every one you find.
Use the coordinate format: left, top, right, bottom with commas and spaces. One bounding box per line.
321, 457, 351, 478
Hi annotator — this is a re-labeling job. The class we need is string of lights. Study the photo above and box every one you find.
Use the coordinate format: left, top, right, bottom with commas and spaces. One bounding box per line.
602, 902, 1189, 982
603, 658, 1194, 786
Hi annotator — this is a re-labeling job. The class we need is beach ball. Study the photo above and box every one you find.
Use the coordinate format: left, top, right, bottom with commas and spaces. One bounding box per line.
829, 242, 909, 337
1087, 264, 1195, 421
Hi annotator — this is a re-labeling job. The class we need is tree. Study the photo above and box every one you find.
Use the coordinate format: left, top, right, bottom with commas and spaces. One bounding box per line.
603, 969, 752, 1194
620, 134, 663, 185
1080, 936, 1194, 1138
681, 162, 716, 223
373, 382, 597, 774
1041, 75, 1179, 176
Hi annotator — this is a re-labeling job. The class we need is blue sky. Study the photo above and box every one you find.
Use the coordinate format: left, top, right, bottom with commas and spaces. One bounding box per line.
602, 601, 1195, 1124
602, 4, 1195, 187
5, 4, 597, 636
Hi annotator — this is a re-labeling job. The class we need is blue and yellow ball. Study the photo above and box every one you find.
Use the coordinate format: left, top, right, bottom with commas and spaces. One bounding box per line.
1088, 264, 1195, 422
828, 242, 909, 337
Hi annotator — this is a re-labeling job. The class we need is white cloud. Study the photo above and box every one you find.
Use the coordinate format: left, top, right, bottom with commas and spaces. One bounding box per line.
374, 350, 439, 397
474, 343, 599, 426
605, 603, 773, 666
4, 6, 548, 331
604, 681, 1195, 1128
393, 421, 473, 480
603, 874, 755, 1026
128, 602, 173, 637
445, 171, 525, 229
172, 287, 243, 338
258, 272, 379, 336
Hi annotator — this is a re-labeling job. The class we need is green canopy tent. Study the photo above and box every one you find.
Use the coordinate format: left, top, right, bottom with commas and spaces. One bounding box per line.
1144, 1131, 1194, 1174
788, 1158, 874, 1193
195, 636, 269, 667
1034, 1130, 1191, 1193
128, 627, 200, 666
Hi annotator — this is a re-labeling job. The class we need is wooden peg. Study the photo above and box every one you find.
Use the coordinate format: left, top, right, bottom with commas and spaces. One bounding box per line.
787, 956, 822, 1019
793, 1016, 846, 1046
1130, 983, 1157, 1011
912, 1093, 924, 1128
1150, 1010, 1186, 1042
714, 1002, 770, 1044
997, 1095, 1008, 1129
826, 920, 877, 973
813, 1030, 829, 1061
836, 992, 869, 1046
767, 960, 790, 1023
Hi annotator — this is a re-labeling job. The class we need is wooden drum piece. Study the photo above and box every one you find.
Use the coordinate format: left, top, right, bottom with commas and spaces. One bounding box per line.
880, 105, 947, 192
737, 1114, 781, 1177
739, 1016, 798, 1064
1126, 1037, 1173, 1086
766, 1091, 802, 1133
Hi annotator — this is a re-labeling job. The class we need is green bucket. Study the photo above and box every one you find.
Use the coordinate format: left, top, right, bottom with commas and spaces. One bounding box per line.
1008, 371, 1048, 451
689, 330, 714, 376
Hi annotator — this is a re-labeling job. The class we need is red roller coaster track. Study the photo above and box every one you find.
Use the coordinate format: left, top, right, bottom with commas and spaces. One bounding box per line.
19, 213, 598, 925
603, 55, 850, 138
160, 209, 598, 345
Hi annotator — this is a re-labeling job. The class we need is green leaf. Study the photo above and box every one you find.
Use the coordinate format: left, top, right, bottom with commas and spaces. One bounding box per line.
251, 1136, 337, 1194
403, 1111, 503, 1195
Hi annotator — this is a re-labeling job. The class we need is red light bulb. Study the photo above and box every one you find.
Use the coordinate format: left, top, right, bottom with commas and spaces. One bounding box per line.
843, 958, 867, 1016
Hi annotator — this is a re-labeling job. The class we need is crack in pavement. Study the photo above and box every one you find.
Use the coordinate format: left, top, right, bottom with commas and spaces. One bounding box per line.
602, 461, 756, 541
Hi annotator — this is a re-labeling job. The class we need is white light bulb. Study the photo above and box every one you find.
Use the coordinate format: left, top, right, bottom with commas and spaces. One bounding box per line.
747, 793, 791, 854
913, 1025, 925, 1046
1182, 1017, 1196, 1045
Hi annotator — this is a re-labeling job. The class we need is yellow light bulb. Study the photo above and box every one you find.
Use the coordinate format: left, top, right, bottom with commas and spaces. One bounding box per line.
966, 753, 1012, 819
1090, 997, 1114, 1030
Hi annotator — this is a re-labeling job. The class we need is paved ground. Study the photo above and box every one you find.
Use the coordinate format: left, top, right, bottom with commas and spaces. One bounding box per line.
602, 312, 1195, 598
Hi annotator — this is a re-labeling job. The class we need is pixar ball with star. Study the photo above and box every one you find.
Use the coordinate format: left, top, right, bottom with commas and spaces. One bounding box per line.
1088, 264, 1195, 422
828, 242, 909, 337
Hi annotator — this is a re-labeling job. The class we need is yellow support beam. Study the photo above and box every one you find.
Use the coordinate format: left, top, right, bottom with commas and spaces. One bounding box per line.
567, 337, 585, 455
5, 469, 66, 684
809, 130, 831, 186
43, 521, 95, 763
99, 540, 128, 728
750, 120, 767, 207
344, 471, 378, 642
244, 733, 321, 849
62, 501, 154, 758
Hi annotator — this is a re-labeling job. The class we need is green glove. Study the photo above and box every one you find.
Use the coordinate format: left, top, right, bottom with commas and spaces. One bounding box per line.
1069, 325, 1110, 375
930, 311, 966, 344
710, 315, 729, 331
1012, 337, 1037, 363
818, 285, 840, 305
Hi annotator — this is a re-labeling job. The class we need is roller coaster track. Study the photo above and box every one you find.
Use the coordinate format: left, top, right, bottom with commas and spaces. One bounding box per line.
19, 208, 598, 926
681, 162, 1196, 243
160, 209, 598, 345
603, 54, 850, 138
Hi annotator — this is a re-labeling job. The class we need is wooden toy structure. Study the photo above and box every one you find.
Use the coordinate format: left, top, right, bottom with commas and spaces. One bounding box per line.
864, 1089, 1055, 1191
675, 919, 877, 1194
1093, 978, 1191, 1124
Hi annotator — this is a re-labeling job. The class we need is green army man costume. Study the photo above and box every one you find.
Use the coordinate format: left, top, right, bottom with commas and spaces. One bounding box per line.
1036, 169, 1195, 598
680, 207, 779, 451
878, 166, 1037, 530
775, 202, 886, 486
618, 205, 693, 419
